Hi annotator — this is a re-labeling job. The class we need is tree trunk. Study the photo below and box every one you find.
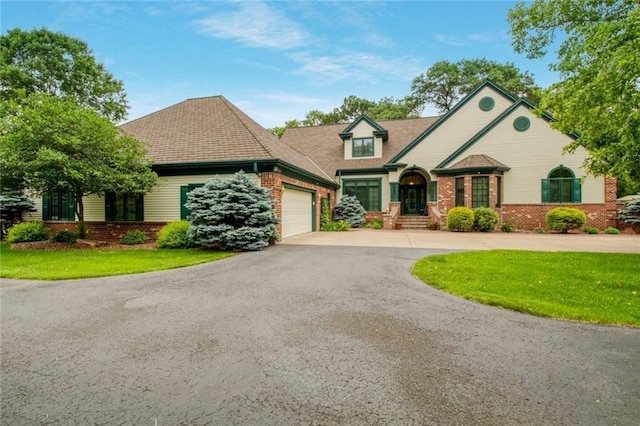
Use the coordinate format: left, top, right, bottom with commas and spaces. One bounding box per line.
75, 192, 86, 238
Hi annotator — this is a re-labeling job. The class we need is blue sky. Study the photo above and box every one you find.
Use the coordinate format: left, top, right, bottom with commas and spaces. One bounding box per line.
2, 1, 558, 128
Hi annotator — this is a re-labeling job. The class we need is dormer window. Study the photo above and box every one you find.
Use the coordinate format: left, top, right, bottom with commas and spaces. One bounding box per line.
353, 137, 374, 157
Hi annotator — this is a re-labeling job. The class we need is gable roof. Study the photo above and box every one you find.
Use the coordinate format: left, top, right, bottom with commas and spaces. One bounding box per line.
120, 96, 334, 183
339, 115, 388, 142
390, 79, 519, 163
280, 116, 439, 176
432, 154, 510, 175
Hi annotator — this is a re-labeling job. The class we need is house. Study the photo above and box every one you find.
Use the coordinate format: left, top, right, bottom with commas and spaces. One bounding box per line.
30, 80, 617, 239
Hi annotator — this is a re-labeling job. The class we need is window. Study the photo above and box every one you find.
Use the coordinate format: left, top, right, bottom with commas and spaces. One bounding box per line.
455, 177, 465, 207
542, 167, 581, 203
43, 190, 75, 220
352, 137, 374, 157
343, 179, 381, 211
429, 181, 438, 202
180, 184, 204, 220
105, 193, 143, 221
472, 176, 489, 208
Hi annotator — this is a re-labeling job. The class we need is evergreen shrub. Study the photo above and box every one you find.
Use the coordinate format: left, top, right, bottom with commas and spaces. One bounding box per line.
605, 227, 620, 234
120, 229, 150, 245
546, 207, 586, 233
473, 207, 499, 232
51, 229, 78, 244
157, 220, 193, 249
6, 221, 50, 243
583, 226, 600, 234
333, 195, 366, 228
447, 207, 474, 232
618, 198, 640, 225
501, 223, 514, 233
322, 220, 351, 232
186, 171, 278, 251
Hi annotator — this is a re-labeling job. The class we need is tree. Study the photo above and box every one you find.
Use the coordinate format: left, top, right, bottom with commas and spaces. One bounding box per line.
333, 195, 366, 228
508, 0, 640, 182
185, 171, 278, 251
410, 58, 540, 113
0, 93, 158, 237
0, 27, 128, 121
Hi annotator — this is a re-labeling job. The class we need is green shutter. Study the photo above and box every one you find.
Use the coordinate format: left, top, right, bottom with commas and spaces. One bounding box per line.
572, 178, 582, 203
180, 186, 190, 220
541, 179, 550, 203
67, 192, 76, 221
135, 194, 144, 221
42, 193, 50, 220
429, 181, 437, 202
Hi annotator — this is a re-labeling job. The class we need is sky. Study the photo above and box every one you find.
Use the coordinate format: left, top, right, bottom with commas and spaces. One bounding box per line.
1, 1, 559, 128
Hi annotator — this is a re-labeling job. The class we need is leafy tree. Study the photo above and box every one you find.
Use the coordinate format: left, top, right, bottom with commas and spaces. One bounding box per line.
508, 0, 640, 183
0, 27, 128, 121
185, 171, 278, 251
410, 58, 540, 113
333, 195, 366, 228
0, 93, 158, 237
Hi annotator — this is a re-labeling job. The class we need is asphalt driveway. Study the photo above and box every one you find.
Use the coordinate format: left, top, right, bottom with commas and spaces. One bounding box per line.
2, 244, 639, 424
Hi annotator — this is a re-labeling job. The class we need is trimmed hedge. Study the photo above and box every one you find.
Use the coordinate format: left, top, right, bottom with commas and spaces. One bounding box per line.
447, 207, 474, 232
473, 207, 499, 232
546, 207, 586, 233
6, 221, 50, 243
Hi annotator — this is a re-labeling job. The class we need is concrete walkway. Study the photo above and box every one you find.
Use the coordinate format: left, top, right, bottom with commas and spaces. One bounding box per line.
282, 228, 640, 253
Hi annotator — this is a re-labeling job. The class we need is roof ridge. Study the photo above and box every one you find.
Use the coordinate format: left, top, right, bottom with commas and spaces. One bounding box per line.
219, 97, 277, 157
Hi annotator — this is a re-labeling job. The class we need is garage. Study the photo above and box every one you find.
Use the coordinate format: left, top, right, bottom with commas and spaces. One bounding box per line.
281, 186, 314, 238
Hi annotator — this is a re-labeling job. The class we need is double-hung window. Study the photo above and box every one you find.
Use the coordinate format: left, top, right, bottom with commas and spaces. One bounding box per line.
105, 193, 144, 221
352, 137, 374, 157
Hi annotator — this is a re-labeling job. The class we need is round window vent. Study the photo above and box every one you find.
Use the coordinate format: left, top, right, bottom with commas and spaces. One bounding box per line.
479, 96, 495, 111
513, 116, 531, 131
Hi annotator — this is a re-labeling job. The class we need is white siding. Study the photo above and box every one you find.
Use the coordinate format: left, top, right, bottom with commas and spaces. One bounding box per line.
343, 120, 384, 160
454, 105, 604, 204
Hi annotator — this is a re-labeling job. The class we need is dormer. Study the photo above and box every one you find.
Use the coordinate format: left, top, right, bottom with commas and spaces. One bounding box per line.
340, 115, 388, 160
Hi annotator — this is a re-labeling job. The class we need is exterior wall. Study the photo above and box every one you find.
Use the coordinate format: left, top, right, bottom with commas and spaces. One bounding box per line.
336, 173, 389, 212
45, 221, 165, 242
260, 172, 336, 237
399, 86, 514, 170
456, 104, 604, 204
343, 121, 384, 160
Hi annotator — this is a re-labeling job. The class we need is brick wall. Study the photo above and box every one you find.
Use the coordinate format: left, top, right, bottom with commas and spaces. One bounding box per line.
45, 222, 166, 242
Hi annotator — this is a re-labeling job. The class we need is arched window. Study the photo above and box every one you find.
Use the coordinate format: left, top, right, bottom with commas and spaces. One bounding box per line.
542, 166, 581, 203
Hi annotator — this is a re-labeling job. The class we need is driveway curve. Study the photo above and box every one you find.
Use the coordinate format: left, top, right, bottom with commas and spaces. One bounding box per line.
2, 245, 639, 425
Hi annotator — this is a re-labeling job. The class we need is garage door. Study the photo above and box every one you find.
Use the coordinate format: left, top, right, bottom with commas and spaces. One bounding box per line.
281, 187, 313, 238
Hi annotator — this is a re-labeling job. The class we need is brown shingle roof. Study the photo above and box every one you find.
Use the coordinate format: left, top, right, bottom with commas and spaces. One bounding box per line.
447, 154, 509, 170
120, 96, 332, 181
280, 116, 440, 176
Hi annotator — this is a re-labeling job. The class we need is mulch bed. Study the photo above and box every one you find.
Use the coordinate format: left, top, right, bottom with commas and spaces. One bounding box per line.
10, 240, 158, 250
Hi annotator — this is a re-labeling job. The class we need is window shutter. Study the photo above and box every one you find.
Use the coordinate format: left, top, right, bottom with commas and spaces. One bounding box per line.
541, 179, 550, 202
135, 194, 144, 221
429, 181, 438, 202
42, 193, 50, 220
105, 193, 114, 221
67, 192, 76, 220
572, 178, 582, 203
180, 186, 190, 220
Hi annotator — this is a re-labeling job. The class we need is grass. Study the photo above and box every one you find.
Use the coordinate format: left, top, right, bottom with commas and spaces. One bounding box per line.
0, 243, 235, 280
413, 250, 640, 327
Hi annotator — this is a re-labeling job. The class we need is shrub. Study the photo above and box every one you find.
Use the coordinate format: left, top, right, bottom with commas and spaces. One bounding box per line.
546, 207, 587, 233
120, 229, 150, 245
583, 226, 600, 234
186, 171, 278, 251
605, 227, 620, 234
157, 220, 193, 249
6, 221, 50, 243
334, 195, 366, 228
50, 229, 78, 244
372, 218, 383, 229
534, 227, 545, 234
501, 223, 514, 233
447, 207, 474, 232
425, 218, 440, 230
322, 220, 351, 232
473, 207, 499, 232
618, 197, 640, 225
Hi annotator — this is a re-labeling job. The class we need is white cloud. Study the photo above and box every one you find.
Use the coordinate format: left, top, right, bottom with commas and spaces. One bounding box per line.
259, 92, 329, 106
434, 30, 509, 47
433, 33, 467, 47
195, 2, 307, 49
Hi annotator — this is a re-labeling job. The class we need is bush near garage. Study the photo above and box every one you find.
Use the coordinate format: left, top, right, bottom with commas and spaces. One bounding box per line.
546, 207, 586, 233
447, 207, 475, 232
186, 171, 278, 251
333, 195, 367, 228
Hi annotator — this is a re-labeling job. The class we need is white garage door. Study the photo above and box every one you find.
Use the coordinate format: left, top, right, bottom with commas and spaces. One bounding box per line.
282, 188, 313, 238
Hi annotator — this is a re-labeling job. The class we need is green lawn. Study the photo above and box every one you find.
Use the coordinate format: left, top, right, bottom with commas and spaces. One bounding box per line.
413, 250, 640, 327
0, 243, 235, 280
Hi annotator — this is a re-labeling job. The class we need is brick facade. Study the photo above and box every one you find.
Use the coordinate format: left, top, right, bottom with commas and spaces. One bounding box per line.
45, 221, 166, 242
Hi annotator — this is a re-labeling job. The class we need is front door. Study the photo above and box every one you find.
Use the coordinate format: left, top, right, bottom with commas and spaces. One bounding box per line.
401, 186, 423, 215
